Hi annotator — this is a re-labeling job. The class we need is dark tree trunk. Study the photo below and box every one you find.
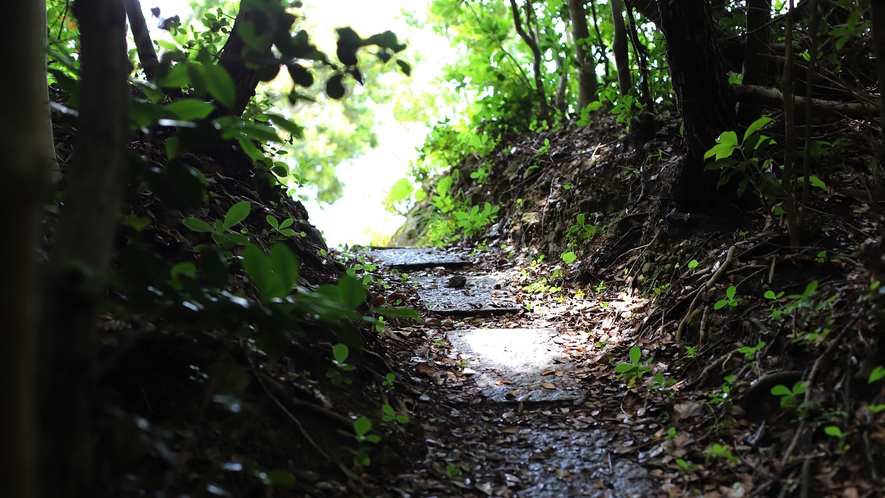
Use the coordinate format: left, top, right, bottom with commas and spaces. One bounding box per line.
38, 0, 130, 496
658, 0, 737, 211
872, 0, 885, 159
217, 4, 271, 117
736, 0, 772, 125
566, 0, 598, 111
0, 2, 52, 498
123, 0, 159, 80
509, 0, 550, 122
611, 0, 631, 98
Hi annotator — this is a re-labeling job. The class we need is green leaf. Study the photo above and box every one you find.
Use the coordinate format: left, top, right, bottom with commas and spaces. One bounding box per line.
770, 385, 792, 396
395, 59, 411, 76
704, 143, 737, 161
614, 364, 634, 373
266, 215, 280, 230
242, 244, 271, 298
824, 426, 844, 437
269, 243, 299, 296
561, 252, 577, 264
223, 201, 251, 230
124, 215, 152, 231
336, 275, 367, 309
183, 217, 214, 233
743, 116, 772, 143
238, 136, 265, 161
868, 366, 885, 384
326, 74, 346, 100
629, 345, 641, 364
714, 300, 728, 310
200, 63, 236, 109
164, 98, 215, 120
333, 343, 350, 364
265, 113, 304, 138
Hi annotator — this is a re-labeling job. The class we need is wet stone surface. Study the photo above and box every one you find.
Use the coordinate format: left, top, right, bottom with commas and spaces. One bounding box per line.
363, 247, 472, 270
447, 329, 581, 402
481, 427, 654, 497
413, 274, 521, 316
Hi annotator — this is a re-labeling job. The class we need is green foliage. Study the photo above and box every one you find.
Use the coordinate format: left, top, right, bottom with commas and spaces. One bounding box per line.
338, 417, 381, 467
704, 116, 779, 199
704, 443, 739, 464
566, 214, 597, 246
868, 366, 885, 384
738, 341, 766, 361
266, 214, 297, 242
614, 345, 652, 386
561, 252, 577, 264
714, 285, 741, 310
454, 202, 500, 237
182, 201, 251, 251
771, 381, 808, 409
381, 404, 409, 425
327, 343, 357, 385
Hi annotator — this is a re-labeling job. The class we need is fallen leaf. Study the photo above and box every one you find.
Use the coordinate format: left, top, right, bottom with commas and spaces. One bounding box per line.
540, 382, 556, 389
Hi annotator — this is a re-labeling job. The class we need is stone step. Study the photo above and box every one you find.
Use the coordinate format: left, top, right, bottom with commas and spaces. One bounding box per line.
446, 328, 581, 403
413, 274, 521, 316
363, 247, 472, 270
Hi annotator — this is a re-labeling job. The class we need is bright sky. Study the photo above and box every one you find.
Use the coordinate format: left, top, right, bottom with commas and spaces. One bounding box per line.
140, 0, 452, 248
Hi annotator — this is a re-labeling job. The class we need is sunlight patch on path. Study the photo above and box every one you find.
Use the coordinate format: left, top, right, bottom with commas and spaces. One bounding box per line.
447, 329, 580, 402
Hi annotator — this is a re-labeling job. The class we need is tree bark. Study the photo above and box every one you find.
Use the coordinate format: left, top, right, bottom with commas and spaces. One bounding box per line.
38, 0, 130, 496
871, 0, 885, 160
736, 0, 772, 125
123, 0, 159, 80
732, 84, 877, 119
0, 2, 52, 498
567, 0, 598, 111
611, 0, 631, 99
658, 0, 737, 211
509, 0, 550, 123
217, 4, 271, 117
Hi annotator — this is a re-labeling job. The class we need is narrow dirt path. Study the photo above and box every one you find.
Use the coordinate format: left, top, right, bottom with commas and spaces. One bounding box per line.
364, 247, 659, 497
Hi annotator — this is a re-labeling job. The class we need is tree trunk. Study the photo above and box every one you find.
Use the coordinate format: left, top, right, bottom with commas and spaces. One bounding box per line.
611, 0, 631, 98
871, 0, 885, 159
217, 3, 273, 117
658, 0, 737, 211
0, 2, 53, 498
123, 0, 159, 80
567, 0, 598, 111
736, 0, 772, 125
38, 0, 130, 496
509, 0, 550, 123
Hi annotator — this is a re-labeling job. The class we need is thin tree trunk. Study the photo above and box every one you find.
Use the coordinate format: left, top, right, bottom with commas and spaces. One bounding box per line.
799, 0, 820, 229
0, 2, 52, 498
624, 0, 655, 137
611, 0, 631, 98
871, 0, 885, 161
123, 0, 159, 80
589, 0, 611, 85
658, 0, 737, 211
509, 0, 549, 123
736, 0, 772, 125
782, 0, 799, 247
567, 0, 598, 111
38, 0, 130, 496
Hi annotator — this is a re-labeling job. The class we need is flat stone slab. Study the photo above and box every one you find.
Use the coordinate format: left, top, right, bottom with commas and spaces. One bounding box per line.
362, 247, 472, 270
446, 329, 580, 402
414, 274, 520, 316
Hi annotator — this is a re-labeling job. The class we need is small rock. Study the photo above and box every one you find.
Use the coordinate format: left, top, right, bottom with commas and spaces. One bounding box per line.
446, 275, 468, 288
